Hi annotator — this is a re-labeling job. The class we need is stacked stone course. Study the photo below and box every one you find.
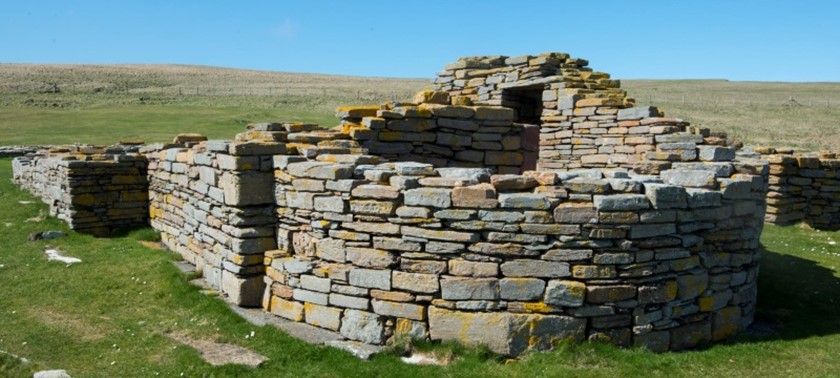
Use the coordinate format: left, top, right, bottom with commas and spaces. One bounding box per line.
759, 148, 840, 229
434, 54, 737, 171
336, 94, 538, 174
12, 145, 148, 236
262, 140, 766, 355
144, 131, 287, 306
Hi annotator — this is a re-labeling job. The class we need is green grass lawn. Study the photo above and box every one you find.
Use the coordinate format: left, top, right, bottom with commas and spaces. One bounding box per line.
0, 101, 340, 146
2, 158, 840, 377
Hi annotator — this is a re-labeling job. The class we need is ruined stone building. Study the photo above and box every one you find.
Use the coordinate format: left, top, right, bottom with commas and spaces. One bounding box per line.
14, 52, 795, 355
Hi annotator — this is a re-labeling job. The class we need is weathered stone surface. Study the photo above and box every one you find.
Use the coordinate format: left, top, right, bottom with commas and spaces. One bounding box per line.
371, 299, 426, 320
644, 184, 687, 209
316, 238, 346, 262
452, 184, 499, 208
401, 226, 478, 242
617, 106, 659, 120
404, 188, 452, 208
448, 259, 498, 277
270, 296, 304, 321
440, 277, 499, 300
586, 285, 636, 303
593, 194, 649, 211
544, 280, 586, 307
491, 174, 539, 191
428, 307, 586, 356
392, 271, 439, 294
500, 260, 571, 278
340, 309, 385, 344
661, 170, 717, 188
500, 278, 546, 301
348, 268, 391, 290
220, 172, 274, 206
498, 193, 555, 209
698, 146, 736, 162
346, 247, 396, 269
304, 303, 342, 330
554, 204, 598, 224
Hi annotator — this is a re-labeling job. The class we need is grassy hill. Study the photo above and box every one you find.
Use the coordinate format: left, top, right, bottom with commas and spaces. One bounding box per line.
1, 64, 839, 150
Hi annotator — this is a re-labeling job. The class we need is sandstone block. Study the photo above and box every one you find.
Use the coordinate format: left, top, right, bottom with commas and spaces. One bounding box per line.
304, 303, 342, 330
428, 307, 585, 356
340, 309, 386, 344
500, 278, 546, 301
404, 188, 452, 208
440, 277, 499, 300
500, 259, 570, 278
544, 280, 586, 307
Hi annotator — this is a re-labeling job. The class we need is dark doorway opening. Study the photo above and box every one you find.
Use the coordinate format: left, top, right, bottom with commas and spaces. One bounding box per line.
501, 86, 542, 172
501, 86, 544, 124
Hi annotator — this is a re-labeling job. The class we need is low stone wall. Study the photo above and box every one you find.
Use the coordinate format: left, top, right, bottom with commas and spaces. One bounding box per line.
144, 137, 286, 306
336, 95, 538, 174
11, 146, 148, 236
264, 149, 767, 355
760, 148, 840, 229
434, 54, 737, 171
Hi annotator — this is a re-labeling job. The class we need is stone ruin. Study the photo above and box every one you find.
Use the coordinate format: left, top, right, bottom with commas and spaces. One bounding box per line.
11, 52, 787, 356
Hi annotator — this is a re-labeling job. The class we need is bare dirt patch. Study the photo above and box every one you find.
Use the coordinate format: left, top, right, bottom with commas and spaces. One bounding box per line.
166, 332, 267, 367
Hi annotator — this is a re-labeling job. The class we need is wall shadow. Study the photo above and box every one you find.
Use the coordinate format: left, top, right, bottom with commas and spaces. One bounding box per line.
738, 244, 840, 343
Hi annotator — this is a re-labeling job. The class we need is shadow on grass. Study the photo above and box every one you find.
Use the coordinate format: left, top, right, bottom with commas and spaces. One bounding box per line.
743, 245, 840, 343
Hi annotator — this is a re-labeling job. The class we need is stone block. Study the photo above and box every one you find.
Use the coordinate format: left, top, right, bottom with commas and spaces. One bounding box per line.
371, 299, 426, 320
440, 277, 499, 300
304, 303, 342, 330
392, 271, 439, 294
404, 188, 452, 208
448, 259, 499, 277
340, 309, 386, 344
500, 278, 546, 301
586, 285, 636, 303
617, 106, 659, 120
329, 293, 369, 310
593, 194, 650, 211
349, 268, 391, 290
220, 172, 274, 206
428, 307, 585, 356
554, 204, 598, 224
644, 184, 687, 209
221, 271, 265, 307
270, 296, 305, 321
346, 247, 396, 269
698, 146, 736, 162
661, 170, 717, 188
452, 184, 499, 208
498, 193, 554, 209
544, 280, 586, 307
500, 259, 571, 278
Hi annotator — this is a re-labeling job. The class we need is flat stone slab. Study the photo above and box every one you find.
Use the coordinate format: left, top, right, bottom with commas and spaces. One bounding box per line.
167, 332, 267, 367
227, 304, 384, 359
173, 260, 197, 274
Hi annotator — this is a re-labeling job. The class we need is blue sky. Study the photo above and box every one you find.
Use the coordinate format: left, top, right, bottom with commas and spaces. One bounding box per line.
1, 1, 837, 82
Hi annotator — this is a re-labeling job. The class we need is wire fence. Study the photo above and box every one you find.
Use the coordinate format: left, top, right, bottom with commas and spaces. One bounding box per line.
3, 83, 839, 108
0, 84, 423, 102
637, 94, 838, 108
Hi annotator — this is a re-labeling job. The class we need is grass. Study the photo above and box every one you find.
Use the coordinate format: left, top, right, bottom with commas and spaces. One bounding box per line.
2, 157, 840, 377
2, 65, 840, 151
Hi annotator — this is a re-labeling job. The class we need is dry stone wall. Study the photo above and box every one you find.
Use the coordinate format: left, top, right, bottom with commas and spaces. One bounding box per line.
12, 146, 148, 236
434, 54, 737, 171
759, 147, 840, 229
144, 135, 286, 306
335, 95, 538, 174
263, 143, 767, 355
